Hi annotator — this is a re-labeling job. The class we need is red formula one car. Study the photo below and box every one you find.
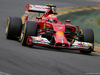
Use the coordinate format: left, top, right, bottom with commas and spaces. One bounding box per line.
6, 4, 94, 54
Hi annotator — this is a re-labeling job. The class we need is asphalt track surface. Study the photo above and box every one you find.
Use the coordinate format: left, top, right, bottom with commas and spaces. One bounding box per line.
0, 0, 100, 75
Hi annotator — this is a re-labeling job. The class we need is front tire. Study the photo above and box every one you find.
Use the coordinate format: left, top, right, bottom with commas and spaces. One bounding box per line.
79, 28, 94, 54
21, 21, 38, 46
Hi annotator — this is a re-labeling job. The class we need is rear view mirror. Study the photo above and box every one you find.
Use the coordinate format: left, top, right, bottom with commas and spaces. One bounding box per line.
65, 20, 71, 23
36, 16, 42, 19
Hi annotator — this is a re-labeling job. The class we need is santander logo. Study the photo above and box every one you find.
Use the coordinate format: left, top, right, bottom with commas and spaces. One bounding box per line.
29, 5, 33, 8
29, 5, 47, 9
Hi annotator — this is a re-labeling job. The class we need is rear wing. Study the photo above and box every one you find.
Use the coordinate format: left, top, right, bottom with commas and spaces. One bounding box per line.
24, 4, 57, 22
28, 4, 49, 13
25, 4, 57, 13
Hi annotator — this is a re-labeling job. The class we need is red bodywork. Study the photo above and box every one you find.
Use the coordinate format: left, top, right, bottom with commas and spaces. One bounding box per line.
25, 4, 79, 48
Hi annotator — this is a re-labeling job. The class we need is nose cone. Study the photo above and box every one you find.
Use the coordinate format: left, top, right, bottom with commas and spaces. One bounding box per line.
53, 24, 65, 32
54, 31, 70, 48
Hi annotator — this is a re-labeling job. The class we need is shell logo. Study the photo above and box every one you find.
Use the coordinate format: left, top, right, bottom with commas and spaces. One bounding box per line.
34, 38, 37, 40
57, 32, 64, 35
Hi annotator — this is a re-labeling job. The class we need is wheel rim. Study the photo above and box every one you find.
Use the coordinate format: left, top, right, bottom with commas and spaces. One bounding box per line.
6, 18, 10, 37
21, 23, 26, 44
21, 27, 25, 44
5, 24, 8, 34
21, 31, 24, 41
80, 29, 83, 35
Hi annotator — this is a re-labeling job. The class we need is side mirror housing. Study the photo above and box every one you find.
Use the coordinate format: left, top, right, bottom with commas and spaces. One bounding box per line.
65, 20, 71, 23
36, 16, 42, 19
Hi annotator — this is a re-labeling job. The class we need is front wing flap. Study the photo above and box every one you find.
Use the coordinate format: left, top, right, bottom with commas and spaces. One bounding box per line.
26, 36, 94, 51
71, 42, 93, 50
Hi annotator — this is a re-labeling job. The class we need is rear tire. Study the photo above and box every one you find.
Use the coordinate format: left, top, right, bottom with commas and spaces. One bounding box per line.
21, 21, 38, 46
6, 17, 22, 39
79, 28, 94, 54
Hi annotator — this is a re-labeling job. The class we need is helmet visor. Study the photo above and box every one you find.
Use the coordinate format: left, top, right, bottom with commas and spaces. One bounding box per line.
48, 19, 56, 23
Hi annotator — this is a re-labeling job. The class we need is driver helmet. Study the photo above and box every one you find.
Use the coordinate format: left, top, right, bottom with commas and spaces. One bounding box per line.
47, 14, 57, 23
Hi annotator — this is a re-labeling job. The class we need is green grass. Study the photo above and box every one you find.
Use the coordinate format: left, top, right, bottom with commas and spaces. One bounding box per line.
97, 18, 100, 26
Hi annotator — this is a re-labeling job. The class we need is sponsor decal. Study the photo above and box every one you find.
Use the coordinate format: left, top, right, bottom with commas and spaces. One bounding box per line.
58, 36, 64, 39
44, 23, 46, 28
61, 40, 63, 43
78, 42, 84, 47
29, 5, 33, 8
72, 42, 93, 49
57, 32, 64, 39
87, 43, 90, 46
46, 24, 50, 27
57, 27, 63, 29
29, 5, 48, 9
57, 32, 64, 35
34, 5, 47, 9
37, 39, 43, 42
33, 36, 50, 44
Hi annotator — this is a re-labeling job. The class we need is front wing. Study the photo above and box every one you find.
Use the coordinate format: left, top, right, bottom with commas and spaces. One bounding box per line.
26, 36, 94, 51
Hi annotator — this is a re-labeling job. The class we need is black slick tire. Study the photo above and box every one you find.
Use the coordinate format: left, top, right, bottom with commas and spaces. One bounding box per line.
21, 21, 37, 46
6, 17, 22, 39
79, 28, 94, 54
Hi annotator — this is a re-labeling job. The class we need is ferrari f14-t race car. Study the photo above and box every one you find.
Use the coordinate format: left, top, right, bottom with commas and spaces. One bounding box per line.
6, 4, 94, 54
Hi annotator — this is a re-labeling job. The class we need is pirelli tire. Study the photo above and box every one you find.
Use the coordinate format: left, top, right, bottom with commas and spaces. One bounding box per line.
79, 28, 94, 54
21, 21, 38, 46
6, 17, 22, 39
